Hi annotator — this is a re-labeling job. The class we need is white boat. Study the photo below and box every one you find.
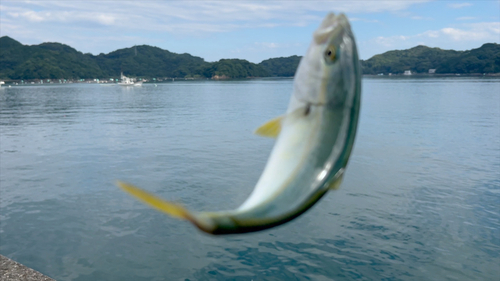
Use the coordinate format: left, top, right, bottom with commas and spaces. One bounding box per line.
117, 73, 143, 86
0, 81, 5, 87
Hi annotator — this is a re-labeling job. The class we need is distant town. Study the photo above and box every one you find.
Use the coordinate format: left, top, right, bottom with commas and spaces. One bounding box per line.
3, 76, 209, 86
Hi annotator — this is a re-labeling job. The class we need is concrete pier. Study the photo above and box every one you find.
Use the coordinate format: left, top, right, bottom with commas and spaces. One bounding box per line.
0, 255, 54, 281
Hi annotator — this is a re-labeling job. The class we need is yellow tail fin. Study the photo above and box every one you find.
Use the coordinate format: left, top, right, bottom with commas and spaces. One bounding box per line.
116, 181, 191, 220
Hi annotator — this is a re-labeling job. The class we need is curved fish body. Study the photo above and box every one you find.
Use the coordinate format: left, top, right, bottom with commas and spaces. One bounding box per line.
118, 13, 361, 235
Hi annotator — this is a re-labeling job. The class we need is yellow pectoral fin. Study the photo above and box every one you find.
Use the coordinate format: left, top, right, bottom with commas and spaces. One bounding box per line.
116, 181, 191, 220
254, 115, 284, 138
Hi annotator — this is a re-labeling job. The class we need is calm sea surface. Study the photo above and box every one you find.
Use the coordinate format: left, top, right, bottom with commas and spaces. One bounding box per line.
1, 77, 499, 280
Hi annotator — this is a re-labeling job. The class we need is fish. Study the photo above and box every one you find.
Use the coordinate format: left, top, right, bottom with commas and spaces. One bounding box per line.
117, 12, 361, 235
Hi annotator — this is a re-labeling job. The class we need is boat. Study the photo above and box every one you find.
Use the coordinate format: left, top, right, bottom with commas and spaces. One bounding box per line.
117, 73, 143, 86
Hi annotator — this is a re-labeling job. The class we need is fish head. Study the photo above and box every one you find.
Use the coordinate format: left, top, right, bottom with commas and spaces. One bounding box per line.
291, 13, 360, 111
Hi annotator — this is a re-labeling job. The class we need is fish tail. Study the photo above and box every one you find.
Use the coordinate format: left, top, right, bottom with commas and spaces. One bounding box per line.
117, 181, 222, 234
116, 180, 193, 220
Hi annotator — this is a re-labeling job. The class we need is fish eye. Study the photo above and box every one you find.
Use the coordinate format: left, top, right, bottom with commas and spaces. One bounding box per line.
324, 45, 337, 64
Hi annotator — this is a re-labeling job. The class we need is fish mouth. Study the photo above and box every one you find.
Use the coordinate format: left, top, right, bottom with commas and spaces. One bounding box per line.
313, 13, 348, 44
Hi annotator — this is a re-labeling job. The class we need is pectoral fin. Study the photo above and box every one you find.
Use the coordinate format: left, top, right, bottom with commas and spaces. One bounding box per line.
254, 115, 284, 138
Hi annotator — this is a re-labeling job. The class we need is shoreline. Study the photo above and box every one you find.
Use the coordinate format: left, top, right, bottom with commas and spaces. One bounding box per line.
1, 73, 499, 86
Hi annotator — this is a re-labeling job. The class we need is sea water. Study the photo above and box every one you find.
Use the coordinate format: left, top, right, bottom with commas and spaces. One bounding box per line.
1, 77, 499, 280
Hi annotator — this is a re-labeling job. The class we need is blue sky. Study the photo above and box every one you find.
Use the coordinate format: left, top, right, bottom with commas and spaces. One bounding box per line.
1, 1, 499, 62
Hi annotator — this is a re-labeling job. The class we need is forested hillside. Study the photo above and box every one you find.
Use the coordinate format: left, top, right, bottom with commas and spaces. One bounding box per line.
259, 55, 302, 77
0, 36, 498, 80
0, 36, 268, 79
0, 36, 105, 79
361, 43, 500, 74
93, 45, 209, 78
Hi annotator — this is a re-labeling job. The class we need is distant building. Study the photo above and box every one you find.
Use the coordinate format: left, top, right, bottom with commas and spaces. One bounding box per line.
404, 70, 412, 75
429, 69, 436, 74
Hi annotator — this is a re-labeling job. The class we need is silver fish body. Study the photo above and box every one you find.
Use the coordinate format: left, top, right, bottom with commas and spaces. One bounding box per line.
117, 13, 361, 235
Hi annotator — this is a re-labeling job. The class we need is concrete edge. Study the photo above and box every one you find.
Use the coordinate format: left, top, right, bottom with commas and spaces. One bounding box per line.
0, 255, 55, 281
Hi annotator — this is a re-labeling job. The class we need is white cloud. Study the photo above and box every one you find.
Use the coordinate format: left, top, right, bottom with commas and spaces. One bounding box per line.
350, 18, 379, 23
1, 1, 431, 35
361, 21, 500, 59
234, 41, 298, 53
373, 35, 410, 47
0, 0, 433, 60
421, 22, 500, 41
8, 10, 118, 26
229, 41, 305, 62
457, 17, 476, 21
409, 15, 433, 20
3, 0, 494, 62
255, 42, 280, 48
448, 3, 472, 9
368, 22, 499, 47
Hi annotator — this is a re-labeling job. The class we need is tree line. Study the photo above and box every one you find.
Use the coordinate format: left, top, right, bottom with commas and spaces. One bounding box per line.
0, 36, 498, 80
0, 36, 292, 80
361, 43, 500, 75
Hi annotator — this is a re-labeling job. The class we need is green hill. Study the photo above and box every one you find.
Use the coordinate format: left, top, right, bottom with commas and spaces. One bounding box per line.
0, 36, 268, 80
0, 37, 106, 79
94, 45, 209, 78
259, 55, 302, 77
0, 36, 498, 80
203, 59, 269, 78
436, 43, 500, 74
361, 43, 500, 74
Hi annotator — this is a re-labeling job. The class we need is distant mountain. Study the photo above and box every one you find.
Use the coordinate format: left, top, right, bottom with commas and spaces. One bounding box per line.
0, 36, 105, 79
0, 36, 268, 80
94, 45, 210, 78
361, 43, 500, 74
259, 55, 302, 77
204, 59, 269, 78
0, 36, 498, 80
436, 43, 500, 74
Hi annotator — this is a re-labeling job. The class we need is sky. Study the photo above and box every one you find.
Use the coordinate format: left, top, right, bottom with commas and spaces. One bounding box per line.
1, 0, 499, 63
